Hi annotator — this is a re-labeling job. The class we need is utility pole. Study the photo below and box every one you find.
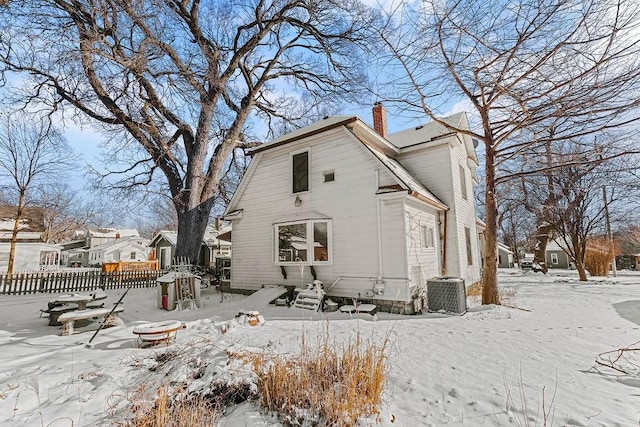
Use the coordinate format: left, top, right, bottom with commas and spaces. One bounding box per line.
602, 186, 617, 277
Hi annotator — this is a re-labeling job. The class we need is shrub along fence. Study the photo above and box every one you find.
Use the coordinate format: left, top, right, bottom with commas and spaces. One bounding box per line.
0, 270, 162, 295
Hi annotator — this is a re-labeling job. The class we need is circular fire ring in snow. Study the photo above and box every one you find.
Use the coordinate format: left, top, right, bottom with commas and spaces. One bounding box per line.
132, 320, 184, 347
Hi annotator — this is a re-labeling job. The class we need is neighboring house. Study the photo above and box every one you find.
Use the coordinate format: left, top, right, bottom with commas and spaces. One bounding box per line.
59, 239, 87, 267
60, 228, 141, 267
149, 220, 232, 275
497, 243, 514, 268
87, 236, 150, 267
86, 228, 140, 248
150, 230, 177, 270
546, 239, 573, 269
0, 205, 61, 272
223, 105, 481, 311
201, 222, 232, 271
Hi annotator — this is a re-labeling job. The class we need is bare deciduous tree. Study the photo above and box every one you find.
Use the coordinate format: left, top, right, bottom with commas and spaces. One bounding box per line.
378, 0, 640, 303
34, 183, 101, 244
0, 0, 379, 262
0, 112, 76, 274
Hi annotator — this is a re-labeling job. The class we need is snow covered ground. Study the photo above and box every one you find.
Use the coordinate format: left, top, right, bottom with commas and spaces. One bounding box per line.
0, 269, 639, 426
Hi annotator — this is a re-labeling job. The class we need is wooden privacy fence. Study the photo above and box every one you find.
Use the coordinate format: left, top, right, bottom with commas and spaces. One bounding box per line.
0, 270, 162, 295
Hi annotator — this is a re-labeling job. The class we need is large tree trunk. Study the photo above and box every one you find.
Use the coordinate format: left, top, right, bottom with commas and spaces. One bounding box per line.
175, 198, 216, 265
532, 221, 552, 273
482, 142, 501, 305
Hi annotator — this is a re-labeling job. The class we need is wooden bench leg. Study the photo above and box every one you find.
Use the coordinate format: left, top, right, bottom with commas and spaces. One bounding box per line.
62, 320, 74, 336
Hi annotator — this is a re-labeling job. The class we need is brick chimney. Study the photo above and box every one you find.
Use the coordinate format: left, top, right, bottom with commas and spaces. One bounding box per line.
115, 233, 120, 240
372, 102, 387, 138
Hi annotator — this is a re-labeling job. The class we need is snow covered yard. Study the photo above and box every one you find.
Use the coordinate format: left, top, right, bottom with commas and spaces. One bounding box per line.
0, 270, 639, 426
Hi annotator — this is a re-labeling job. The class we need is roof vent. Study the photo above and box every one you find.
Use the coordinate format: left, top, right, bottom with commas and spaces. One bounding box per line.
415, 125, 424, 130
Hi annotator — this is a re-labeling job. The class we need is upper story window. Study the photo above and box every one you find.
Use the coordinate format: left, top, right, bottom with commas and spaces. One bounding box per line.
292, 151, 309, 193
459, 164, 468, 200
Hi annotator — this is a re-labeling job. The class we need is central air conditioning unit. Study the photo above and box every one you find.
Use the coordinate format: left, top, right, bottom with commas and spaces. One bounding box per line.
427, 277, 467, 314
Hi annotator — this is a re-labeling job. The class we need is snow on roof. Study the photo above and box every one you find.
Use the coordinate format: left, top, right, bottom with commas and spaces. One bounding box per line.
387, 112, 466, 148
497, 243, 513, 254
203, 224, 233, 241
150, 230, 178, 247
0, 231, 43, 242
88, 228, 140, 238
89, 236, 149, 252
365, 144, 447, 210
250, 116, 357, 154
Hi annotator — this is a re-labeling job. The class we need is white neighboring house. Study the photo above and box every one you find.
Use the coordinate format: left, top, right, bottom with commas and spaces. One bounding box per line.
60, 228, 142, 267
223, 105, 481, 311
87, 236, 150, 267
86, 228, 140, 247
497, 243, 515, 268
0, 206, 60, 272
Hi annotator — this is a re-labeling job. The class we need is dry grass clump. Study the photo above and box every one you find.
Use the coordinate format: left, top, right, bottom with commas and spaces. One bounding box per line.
467, 281, 518, 306
244, 329, 390, 426
584, 238, 615, 276
115, 384, 218, 427
466, 281, 482, 297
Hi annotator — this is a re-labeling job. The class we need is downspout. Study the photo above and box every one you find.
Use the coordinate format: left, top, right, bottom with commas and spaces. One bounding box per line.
375, 170, 383, 281
440, 211, 448, 276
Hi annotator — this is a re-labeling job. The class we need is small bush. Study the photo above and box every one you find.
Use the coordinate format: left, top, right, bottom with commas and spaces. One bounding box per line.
242, 328, 390, 426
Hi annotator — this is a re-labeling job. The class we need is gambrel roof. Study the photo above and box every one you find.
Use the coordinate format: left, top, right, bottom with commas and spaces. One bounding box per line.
227, 115, 450, 214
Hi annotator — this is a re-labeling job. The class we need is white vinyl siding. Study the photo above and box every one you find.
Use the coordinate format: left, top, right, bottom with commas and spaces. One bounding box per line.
405, 201, 440, 288
229, 127, 403, 295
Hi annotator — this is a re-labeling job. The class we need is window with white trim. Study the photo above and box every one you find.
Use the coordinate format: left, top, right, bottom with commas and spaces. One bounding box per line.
276, 220, 331, 265
292, 151, 309, 193
465, 226, 473, 265
551, 253, 558, 264
420, 225, 435, 249
460, 164, 468, 200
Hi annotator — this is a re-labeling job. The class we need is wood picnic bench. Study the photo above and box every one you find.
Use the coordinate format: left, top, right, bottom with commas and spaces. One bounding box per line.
41, 302, 105, 326
57, 306, 124, 336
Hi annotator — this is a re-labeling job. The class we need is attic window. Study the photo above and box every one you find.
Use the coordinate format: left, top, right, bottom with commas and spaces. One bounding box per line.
323, 171, 335, 183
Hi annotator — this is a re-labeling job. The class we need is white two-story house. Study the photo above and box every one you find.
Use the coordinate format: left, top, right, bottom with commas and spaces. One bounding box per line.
224, 105, 481, 312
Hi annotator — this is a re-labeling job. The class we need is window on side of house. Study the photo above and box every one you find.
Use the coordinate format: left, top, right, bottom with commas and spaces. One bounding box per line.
465, 226, 473, 265
130, 251, 136, 260
276, 220, 331, 265
460, 164, 468, 200
420, 224, 435, 249
323, 170, 335, 183
551, 253, 558, 264
292, 151, 309, 193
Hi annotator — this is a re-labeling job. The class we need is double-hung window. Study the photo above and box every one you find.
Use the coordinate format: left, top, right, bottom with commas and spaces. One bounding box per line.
420, 225, 435, 249
292, 151, 309, 193
276, 220, 331, 265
